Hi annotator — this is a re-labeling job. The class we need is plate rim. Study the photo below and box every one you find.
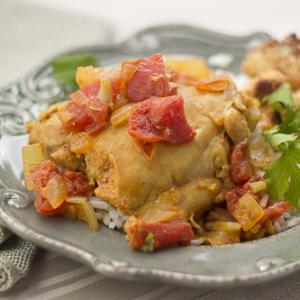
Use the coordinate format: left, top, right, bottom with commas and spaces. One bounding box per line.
1, 195, 300, 288
3, 24, 299, 288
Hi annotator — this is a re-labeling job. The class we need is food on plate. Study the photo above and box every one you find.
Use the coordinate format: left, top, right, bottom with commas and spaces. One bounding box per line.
22, 39, 300, 251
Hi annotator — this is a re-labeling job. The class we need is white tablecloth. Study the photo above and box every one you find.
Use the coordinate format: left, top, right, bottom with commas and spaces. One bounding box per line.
1, 0, 300, 299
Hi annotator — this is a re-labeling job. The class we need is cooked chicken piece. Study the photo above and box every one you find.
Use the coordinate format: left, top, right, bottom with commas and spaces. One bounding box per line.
28, 102, 85, 172
28, 75, 251, 217
243, 34, 300, 89
84, 86, 237, 214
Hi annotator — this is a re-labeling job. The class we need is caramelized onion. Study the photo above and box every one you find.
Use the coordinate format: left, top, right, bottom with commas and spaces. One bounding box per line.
110, 104, 133, 127
134, 141, 157, 161
121, 63, 137, 87
98, 78, 113, 108
231, 193, 264, 231
201, 230, 240, 245
195, 75, 231, 93
22, 143, 45, 190
42, 176, 68, 209
66, 197, 98, 231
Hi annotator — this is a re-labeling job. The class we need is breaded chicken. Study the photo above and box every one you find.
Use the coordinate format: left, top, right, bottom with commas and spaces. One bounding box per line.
28, 75, 253, 218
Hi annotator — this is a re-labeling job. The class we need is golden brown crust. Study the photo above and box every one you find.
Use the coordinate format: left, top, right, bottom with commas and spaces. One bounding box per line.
243, 34, 300, 89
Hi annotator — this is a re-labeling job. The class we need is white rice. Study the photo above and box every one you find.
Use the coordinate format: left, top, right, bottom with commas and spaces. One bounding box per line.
89, 196, 300, 237
191, 238, 205, 246
274, 211, 300, 233
259, 195, 269, 208
89, 197, 127, 230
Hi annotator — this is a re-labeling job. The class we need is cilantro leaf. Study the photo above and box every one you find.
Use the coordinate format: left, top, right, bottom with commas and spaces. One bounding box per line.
264, 141, 300, 208
263, 83, 294, 112
279, 108, 300, 133
52, 54, 99, 92
141, 232, 154, 252
264, 127, 297, 150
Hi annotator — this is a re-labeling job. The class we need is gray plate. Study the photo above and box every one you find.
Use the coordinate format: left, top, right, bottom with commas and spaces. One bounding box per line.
2, 24, 300, 288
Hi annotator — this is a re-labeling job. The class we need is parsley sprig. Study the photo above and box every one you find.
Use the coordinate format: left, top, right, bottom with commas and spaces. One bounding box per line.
263, 83, 300, 208
52, 54, 99, 92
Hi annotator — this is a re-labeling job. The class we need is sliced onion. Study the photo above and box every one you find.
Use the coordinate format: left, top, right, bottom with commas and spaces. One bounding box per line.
98, 78, 113, 108
67, 197, 99, 231
134, 141, 157, 161
121, 63, 137, 84
189, 213, 204, 232
70, 132, 93, 155
201, 230, 240, 245
195, 75, 231, 93
42, 176, 68, 209
110, 104, 133, 127
62, 204, 77, 219
76, 66, 101, 88
22, 143, 45, 190
232, 193, 264, 231
205, 221, 241, 232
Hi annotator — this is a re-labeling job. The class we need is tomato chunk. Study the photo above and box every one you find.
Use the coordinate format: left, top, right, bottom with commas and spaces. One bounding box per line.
123, 53, 172, 102
128, 95, 195, 144
225, 176, 260, 212
81, 81, 100, 99
28, 160, 91, 216
230, 140, 253, 184
258, 202, 291, 226
125, 217, 193, 251
63, 170, 92, 197
62, 82, 109, 136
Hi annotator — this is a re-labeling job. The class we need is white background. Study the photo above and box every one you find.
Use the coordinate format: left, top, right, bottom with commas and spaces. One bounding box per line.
27, 0, 300, 40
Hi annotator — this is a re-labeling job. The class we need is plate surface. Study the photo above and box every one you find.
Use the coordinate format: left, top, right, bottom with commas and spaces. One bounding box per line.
2, 24, 299, 288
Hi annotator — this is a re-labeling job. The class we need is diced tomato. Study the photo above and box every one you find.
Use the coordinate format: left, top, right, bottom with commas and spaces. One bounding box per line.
123, 53, 172, 102
29, 160, 92, 216
63, 170, 91, 197
111, 77, 122, 100
128, 95, 195, 144
230, 141, 253, 184
81, 81, 100, 99
125, 217, 193, 251
258, 202, 291, 226
28, 160, 59, 189
35, 189, 66, 216
225, 176, 260, 212
62, 83, 109, 136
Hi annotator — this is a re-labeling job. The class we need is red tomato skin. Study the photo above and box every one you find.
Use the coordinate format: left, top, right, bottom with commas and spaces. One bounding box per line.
124, 54, 171, 102
128, 95, 195, 144
125, 218, 193, 250
62, 83, 109, 135
81, 81, 100, 98
230, 141, 253, 184
63, 170, 92, 197
225, 176, 261, 212
29, 160, 91, 216
259, 202, 291, 225
35, 190, 66, 216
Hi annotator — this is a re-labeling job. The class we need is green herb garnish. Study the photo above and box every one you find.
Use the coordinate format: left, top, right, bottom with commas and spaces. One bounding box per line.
52, 54, 99, 92
263, 84, 300, 208
141, 232, 155, 252
263, 83, 294, 112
